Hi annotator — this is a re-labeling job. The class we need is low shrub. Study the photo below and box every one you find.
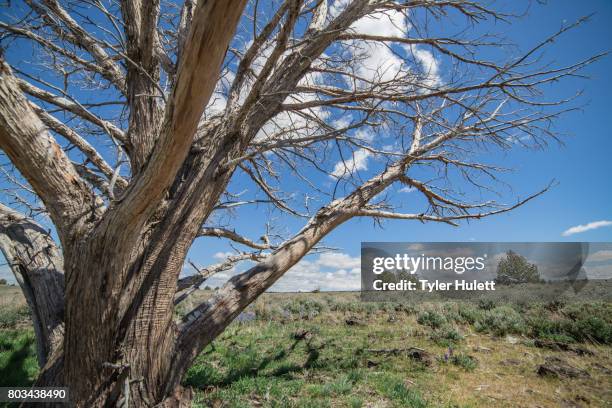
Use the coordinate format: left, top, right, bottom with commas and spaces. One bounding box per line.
0, 306, 31, 328
474, 306, 526, 336
451, 353, 478, 371
477, 299, 496, 311
417, 310, 446, 329
433, 325, 464, 346
455, 304, 483, 325
524, 303, 612, 344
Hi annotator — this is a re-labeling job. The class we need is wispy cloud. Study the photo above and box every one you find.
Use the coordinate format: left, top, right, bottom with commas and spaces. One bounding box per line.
562, 220, 612, 236
398, 186, 416, 193
316, 252, 360, 270
330, 149, 371, 178
272, 252, 361, 292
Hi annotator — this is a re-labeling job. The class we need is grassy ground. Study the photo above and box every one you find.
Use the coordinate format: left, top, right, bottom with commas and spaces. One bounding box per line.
0, 285, 38, 389
1, 285, 611, 407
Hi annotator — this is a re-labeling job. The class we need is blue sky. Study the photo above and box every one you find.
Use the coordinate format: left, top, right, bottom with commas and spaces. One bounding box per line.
1, 0, 611, 289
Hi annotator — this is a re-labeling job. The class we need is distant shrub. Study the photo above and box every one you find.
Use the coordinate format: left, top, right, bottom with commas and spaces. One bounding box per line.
417, 310, 446, 329
477, 298, 496, 310
394, 303, 417, 315
474, 306, 526, 336
283, 298, 328, 319
328, 301, 379, 314
524, 302, 612, 344
0, 306, 31, 328
545, 299, 565, 312
254, 302, 283, 321
569, 316, 611, 344
378, 302, 395, 313
455, 304, 483, 324
430, 325, 463, 346
562, 302, 611, 323
451, 353, 478, 371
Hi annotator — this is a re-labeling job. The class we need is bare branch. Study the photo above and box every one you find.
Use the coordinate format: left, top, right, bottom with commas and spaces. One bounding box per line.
17, 79, 126, 143
198, 227, 273, 250
30, 102, 128, 191
35, 0, 127, 91
0, 61, 99, 240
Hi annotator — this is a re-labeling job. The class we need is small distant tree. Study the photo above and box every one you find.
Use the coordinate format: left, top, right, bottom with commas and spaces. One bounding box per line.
396, 270, 419, 284
495, 251, 540, 285
0, 278, 7, 285
379, 270, 398, 284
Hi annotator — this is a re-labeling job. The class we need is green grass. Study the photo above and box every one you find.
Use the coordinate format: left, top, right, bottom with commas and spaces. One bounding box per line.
0, 329, 38, 387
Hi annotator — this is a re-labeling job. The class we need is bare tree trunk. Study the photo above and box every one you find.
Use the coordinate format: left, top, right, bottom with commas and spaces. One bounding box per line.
0, 204, 64, 366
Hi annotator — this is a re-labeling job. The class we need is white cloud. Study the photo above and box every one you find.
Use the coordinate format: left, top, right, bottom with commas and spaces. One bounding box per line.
330, 149, 371, 178
406, 45, 441, 88
272, 252, 361, 292
316, 252, 360, 269
562, 220, 612, 237
398, 186, 415, 193
354, 128, 374, 142
213, 251, 235, 260
339, 6, 441, 88
357, 41, 404, 83
350, 9, 408, 37
203, 69, 235, 117
255, 61, 331, 143
329, 3, 409, 84
332, 116, 352, 129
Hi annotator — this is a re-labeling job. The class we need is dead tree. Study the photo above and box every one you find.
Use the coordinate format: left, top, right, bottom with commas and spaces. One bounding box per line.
0, 0, 601, 406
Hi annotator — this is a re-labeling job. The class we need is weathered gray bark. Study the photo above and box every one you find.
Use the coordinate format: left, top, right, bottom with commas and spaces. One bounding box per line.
0, 204, 64, 367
